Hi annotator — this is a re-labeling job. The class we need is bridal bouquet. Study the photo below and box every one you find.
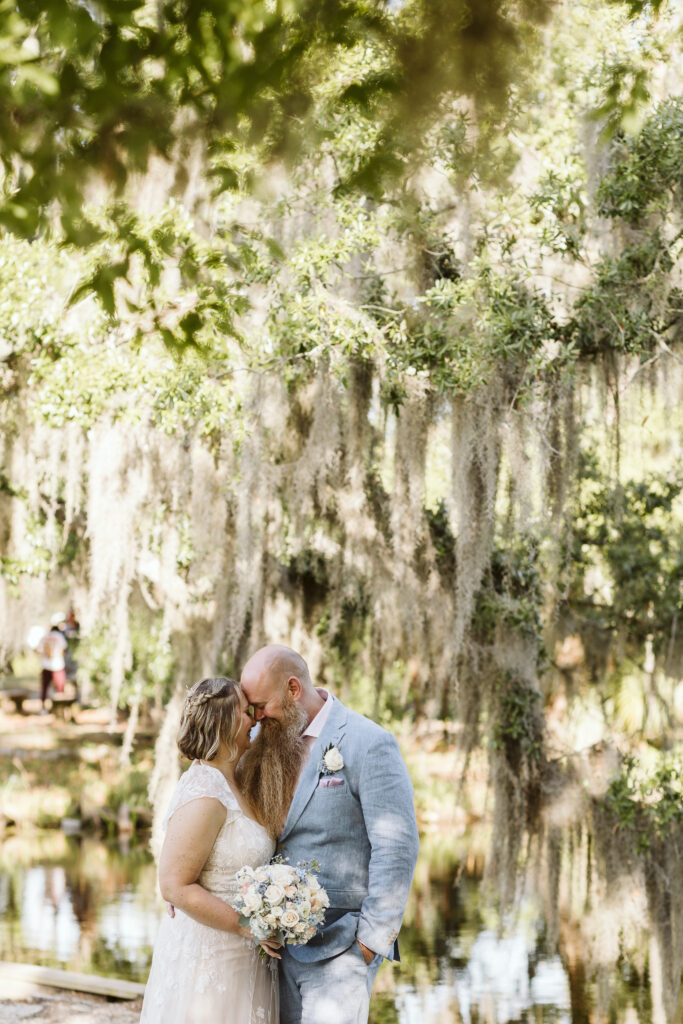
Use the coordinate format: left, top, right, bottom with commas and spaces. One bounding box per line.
232, 857, 329, 946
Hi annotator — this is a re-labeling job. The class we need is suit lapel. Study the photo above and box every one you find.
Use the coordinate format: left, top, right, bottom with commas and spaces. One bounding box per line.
279, 696, 348, 842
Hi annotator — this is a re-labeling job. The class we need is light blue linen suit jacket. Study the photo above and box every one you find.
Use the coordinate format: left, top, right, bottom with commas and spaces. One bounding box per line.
277, 696, 419, 963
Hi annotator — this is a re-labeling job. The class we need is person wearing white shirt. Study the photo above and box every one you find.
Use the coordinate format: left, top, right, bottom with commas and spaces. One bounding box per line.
37, 625, 67, 710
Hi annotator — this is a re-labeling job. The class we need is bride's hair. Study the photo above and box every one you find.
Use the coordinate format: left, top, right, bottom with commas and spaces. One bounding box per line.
177, 677, 241, 762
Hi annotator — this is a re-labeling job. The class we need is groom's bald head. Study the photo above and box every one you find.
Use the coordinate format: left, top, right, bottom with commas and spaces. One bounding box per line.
246, 644, 311, 688
240, 644, 313, 723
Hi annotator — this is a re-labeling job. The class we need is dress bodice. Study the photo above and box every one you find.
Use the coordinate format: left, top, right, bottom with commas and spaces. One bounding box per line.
163, 761, 275, 897
200, 807, 274, 896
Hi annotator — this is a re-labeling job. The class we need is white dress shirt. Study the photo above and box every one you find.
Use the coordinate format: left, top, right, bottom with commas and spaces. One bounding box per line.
299, 688, 332, 773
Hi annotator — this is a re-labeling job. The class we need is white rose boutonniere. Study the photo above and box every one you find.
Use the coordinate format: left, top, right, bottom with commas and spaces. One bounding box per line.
319, 743, 344, 775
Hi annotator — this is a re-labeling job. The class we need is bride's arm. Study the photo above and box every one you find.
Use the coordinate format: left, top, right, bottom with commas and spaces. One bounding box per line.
158, 797, 248, 935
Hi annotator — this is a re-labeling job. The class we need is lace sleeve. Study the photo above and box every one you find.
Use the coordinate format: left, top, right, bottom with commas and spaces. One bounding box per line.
162, 762, 240, 829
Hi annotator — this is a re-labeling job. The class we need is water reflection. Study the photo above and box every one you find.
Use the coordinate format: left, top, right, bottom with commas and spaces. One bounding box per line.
0, 829, 676, 1021
370, 833, 666, 1024
0, 832, 158, 982
381, 920, 572, 1023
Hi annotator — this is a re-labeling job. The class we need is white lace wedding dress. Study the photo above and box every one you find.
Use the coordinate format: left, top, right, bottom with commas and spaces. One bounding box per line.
140, 761, 279, 1023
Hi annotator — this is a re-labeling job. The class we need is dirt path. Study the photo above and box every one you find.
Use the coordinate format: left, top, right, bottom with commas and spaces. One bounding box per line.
0, 697, 147, 751
0, 981, 142, 1024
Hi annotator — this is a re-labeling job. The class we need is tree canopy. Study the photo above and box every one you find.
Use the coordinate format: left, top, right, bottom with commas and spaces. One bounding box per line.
1, 0, 666, 306
2, 0, 553, 233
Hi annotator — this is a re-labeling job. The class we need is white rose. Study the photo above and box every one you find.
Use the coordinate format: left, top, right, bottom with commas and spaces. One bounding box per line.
323, 747, 344, 772
280, 909, 300, 929
311, 892, 327, 912
264, 883, 285, 906
291, 925, 316, 945
305, 873, 321, 891
251, 919, 270, 940
284, 885, 297, 897
298, 899, 312, 917
269, 864, 298, 887
294, 921, 307, 934
254, 866, 269, 883
243, 890, 263, 913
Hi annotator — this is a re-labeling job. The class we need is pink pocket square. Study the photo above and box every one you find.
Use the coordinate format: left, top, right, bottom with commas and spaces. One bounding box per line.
318, 777, 344, 788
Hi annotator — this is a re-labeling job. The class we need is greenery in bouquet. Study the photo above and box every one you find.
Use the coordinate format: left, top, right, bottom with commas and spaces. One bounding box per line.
232, 858, 329, 947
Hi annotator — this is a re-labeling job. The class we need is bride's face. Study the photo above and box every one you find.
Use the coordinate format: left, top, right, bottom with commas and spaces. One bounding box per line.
234, 692, 255, 754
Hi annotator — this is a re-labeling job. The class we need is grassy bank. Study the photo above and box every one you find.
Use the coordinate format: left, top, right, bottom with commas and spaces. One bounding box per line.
0, 705, 154, 835
0, 704, 487, 840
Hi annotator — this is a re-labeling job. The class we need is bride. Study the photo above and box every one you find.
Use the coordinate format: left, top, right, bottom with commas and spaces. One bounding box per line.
140, 677, 279, 1023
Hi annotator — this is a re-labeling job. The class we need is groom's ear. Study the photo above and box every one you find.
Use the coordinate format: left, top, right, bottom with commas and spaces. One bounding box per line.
286, 675, 302, 701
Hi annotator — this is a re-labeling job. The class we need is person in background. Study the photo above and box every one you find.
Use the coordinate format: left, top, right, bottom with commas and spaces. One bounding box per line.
62, 607, 80, 686
37, 616, 67, 712
64, 608, 80, 635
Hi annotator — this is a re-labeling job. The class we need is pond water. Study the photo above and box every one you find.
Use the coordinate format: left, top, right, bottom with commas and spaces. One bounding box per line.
0, 829, 677, 1022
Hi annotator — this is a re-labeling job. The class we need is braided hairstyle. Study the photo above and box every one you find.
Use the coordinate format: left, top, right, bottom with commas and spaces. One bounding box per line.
177, 677, 242, 763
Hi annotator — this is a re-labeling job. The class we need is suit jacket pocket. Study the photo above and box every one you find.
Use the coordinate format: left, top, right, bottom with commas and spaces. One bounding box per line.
314, 780, 348, 795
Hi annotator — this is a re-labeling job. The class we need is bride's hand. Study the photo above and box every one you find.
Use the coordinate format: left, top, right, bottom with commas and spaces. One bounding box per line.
258, 937, 282, 960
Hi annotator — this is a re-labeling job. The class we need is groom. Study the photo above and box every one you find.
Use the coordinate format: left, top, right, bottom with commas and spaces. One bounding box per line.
239, 644, 419, 1024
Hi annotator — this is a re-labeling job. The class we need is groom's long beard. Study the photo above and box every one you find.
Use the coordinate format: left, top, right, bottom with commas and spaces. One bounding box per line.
237, 696, 308, 838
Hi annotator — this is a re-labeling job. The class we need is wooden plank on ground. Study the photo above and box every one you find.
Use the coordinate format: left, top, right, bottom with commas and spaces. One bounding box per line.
0, 961, 145, 999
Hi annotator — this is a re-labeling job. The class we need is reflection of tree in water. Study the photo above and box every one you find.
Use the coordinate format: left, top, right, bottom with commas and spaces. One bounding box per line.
67, 871, 96, 927
371, 808, 680, 1024
400, 856, 475, 983
0, 871, 20, 960
43, 866, 66, 910
517, 791, 681, 1024
0, 832, 158, 979
63, 842, 98, 968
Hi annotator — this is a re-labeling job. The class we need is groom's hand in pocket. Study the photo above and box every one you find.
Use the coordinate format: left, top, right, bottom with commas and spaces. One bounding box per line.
357, 940, 375, 965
